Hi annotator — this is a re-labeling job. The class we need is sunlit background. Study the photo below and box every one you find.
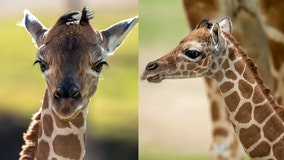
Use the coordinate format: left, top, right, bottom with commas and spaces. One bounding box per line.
0, 0, 138, 159
139, 0, 211, 159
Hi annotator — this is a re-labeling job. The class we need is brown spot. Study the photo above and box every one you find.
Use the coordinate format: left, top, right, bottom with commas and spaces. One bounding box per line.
228, 48, 236, 61
222, 59, 229, 69
219, 81, 234, 94
35, 140, 50, 160
224, 91, 240, 112
180, 64, 185, 70
249, 141, 270, 158
254, 102, 274, 123
211, 101, 220, 121
238, 80, 253, 99
43, 114, 53, 137
273, 136, 284, 159
243, 67, 256, 84
187, 63, 197, 70
190, 72, 197, 77
252, 86, 266, 104
263, 114, 284, 142
53, 134, 81, 159
234, 102, 252, 123
71, 112, 85, 128
182, 71, 189, 76
213, 127, 228, 137
225, 70, 237, 80
52, 158, 57, 160
52, 110, 71, 128
38, 122, 43, 138
239, 125, 261, 149
234, 60, 245, 75
215, 71, 224, 82
211, 62, 217, 70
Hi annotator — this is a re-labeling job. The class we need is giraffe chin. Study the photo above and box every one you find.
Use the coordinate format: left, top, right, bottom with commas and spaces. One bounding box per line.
145, 74, 163, 83
52, 106, 82, 121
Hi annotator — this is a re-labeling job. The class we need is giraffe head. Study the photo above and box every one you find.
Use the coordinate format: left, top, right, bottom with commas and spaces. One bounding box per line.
21, 7, 138, 120
142, 17, 232, 83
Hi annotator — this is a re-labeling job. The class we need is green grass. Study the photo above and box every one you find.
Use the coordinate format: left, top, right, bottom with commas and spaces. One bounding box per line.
0, 10, 138, 141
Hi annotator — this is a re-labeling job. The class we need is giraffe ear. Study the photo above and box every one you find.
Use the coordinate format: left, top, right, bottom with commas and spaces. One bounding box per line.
101, 16, 138, 55
212, 23, 221, 45
18, 9, 47, 47
212, 18, 231, 51
217, 17, 232, 34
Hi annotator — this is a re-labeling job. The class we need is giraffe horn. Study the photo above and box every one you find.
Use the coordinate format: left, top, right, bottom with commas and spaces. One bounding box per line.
80, 6, 94, 25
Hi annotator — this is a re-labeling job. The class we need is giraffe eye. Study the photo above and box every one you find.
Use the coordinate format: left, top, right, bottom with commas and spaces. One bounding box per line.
33, 59, 49, 72
92, 61, 108, 73
184, 50, 201, 59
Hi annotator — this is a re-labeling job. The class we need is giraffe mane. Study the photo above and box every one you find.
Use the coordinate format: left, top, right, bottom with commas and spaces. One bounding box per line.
223, 32, 280, 111
19, 111, 41, 160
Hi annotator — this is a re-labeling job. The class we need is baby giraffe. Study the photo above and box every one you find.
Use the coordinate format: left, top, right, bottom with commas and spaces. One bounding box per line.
142, 17, 284, 159
19, 7, 137, 160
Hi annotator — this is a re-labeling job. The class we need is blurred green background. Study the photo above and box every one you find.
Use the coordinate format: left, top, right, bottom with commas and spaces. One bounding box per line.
0, 0, 137, 159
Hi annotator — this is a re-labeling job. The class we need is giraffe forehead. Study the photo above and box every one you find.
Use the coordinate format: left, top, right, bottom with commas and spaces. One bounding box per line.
183, 40, 204, 51
46, 23, 101, 44
37, 41, 104, 68
180, 31, 212, 51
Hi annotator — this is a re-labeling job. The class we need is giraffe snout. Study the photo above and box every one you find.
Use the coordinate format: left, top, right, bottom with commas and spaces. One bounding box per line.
54, 84, 82, 102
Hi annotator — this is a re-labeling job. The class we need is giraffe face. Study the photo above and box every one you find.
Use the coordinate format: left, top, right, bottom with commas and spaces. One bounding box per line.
22, 8, 138, 120
142, 17, 232, 83
35, 32, 103, 120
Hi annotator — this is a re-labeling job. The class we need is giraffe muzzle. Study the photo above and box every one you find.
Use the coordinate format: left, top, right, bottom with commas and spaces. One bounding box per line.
51, 83, 84, 120
141, 61, 164, 83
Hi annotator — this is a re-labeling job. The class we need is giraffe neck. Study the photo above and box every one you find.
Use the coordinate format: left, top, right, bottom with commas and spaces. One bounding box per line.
212, 33, 284, 159
35, 89, 88, 160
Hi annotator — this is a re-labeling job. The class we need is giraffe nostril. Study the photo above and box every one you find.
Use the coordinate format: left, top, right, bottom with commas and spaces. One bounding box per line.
53, 85, 81, 101
69, 87, 81, 100
146, 61, 158, 71
54, 88, 64, 101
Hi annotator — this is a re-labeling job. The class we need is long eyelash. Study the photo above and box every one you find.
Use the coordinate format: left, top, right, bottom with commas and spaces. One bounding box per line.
33, 60, 41, 66
101, 61, 109, 67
